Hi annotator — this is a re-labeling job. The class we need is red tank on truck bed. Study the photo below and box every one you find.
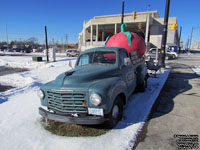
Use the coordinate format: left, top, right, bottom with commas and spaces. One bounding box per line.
105, 24, 146, 58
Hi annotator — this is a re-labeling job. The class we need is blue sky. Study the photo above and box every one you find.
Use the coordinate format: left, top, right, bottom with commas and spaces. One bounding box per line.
0, 0, 199, 45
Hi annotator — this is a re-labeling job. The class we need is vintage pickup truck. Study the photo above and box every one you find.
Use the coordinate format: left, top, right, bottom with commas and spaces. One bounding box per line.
38, 46, 148, 128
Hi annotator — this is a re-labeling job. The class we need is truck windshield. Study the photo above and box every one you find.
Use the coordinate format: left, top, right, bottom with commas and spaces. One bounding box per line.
77, 51, 116, 66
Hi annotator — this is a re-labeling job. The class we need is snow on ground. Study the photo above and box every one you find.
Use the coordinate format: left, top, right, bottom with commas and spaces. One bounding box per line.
0, 56, 170, 150
192, 66, 200, 77
0, 54, 74, 69
0, 56, 76, 87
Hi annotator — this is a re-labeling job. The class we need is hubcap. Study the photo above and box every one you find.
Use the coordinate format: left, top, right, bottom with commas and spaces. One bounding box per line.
112, 105, 119, 119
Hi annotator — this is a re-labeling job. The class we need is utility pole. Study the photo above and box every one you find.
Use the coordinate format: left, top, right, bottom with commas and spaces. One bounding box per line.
121, 0, 124, 25
65, 33, 68, 49
61, 37, 64, 51
52, 38, 55, 45
189, 27, 194, 49
45, 26, 49, 62
187, 36, 190, 49
178, 26, 182, 54
6, 24, 9, 51
159, 0, 170, 68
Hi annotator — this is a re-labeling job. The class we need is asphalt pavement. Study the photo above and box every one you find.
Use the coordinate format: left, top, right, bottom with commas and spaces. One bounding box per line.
0, 66, 29, 92
135, 51, 200, 150
0, 66, 28, 76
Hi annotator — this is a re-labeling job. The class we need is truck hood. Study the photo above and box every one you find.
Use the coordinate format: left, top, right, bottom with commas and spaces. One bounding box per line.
54, 64, 119, 87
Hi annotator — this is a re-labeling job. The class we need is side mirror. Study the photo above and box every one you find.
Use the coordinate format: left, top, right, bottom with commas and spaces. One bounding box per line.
124, 57, 131, 66
69, 60, 73, 69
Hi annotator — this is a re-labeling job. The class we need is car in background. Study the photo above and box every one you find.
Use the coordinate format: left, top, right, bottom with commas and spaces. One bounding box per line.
181, 49, 188, 53
12, 48, 21, 52
20, 48, 31, 53
145, 48, 174, 61
66, 49, 79, 57
6, 48, 14, 52
166, 49, 178, 58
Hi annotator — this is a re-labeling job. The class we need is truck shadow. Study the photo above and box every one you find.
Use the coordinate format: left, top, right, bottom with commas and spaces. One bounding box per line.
115, 63, 198, 129
149, 64, 199, 119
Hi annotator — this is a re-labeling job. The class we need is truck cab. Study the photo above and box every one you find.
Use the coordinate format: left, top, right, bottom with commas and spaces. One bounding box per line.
38, 46, 147, 128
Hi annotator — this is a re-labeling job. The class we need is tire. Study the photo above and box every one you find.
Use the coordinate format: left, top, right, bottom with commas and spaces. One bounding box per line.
104, 96, 123, 128
139, 77, 147, 92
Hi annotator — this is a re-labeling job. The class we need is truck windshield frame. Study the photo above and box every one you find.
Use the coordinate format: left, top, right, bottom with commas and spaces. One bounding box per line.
76, 50, 117, 67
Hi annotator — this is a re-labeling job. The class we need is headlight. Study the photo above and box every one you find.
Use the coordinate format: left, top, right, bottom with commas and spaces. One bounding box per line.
90, 93, 102, 106
37, 90, 44, 99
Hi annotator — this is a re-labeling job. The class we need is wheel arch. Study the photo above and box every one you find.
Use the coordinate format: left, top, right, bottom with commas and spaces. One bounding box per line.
117, 93, 126, 105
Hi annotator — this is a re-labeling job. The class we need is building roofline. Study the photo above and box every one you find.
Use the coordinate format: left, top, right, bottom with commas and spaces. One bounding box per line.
92, 10, 159, 19
83, 10, 160, 26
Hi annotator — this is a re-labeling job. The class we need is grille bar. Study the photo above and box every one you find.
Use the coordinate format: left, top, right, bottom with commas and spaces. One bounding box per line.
46, 90, 87, 113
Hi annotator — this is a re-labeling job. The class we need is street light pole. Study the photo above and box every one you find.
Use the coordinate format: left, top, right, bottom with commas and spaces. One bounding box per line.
45, 26, 49, 62
121, 0, 124, 25
159, 0, 170, 68
178, 26, 182, 54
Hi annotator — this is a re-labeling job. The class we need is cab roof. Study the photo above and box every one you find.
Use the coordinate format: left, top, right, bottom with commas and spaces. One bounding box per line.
80, 46, 127, 54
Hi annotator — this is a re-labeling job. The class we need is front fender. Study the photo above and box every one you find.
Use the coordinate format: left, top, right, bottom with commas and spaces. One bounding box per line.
89, 77, 128, 114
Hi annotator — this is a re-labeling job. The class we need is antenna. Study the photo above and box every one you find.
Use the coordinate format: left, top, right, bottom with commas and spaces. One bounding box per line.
121, 0, 124, 25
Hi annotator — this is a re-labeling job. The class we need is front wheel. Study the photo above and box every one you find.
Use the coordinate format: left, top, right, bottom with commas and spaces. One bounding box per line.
104, 96, 123, 128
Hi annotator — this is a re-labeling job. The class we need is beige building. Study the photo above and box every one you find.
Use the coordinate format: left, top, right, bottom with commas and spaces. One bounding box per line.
193, 40, 199, 49
78, 11, 178, 51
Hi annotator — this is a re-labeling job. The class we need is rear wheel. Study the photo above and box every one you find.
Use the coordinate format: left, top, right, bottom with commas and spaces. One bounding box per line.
104, 96, 123, 128
138, 77, 147, 92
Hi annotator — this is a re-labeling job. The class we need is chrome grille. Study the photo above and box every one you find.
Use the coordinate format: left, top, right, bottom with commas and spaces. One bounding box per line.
46, 90, 87, 113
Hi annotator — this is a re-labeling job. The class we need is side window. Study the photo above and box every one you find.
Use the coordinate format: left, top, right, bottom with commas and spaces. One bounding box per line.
78, 54, 89, 66
151, 49, 156, 54
120, 51, 128, 65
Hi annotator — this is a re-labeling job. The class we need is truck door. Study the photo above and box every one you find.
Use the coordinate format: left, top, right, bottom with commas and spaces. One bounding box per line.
119, 51, 136, 94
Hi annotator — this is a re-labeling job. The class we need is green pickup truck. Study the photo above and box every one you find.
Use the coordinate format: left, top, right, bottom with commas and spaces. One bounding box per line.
38, 46, 148, 128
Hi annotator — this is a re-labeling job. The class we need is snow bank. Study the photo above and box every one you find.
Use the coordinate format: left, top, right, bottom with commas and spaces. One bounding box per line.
0, 55, 76, 69
192, 66, 200, 76
0, 56, 169, 150
0, 56, 76, 87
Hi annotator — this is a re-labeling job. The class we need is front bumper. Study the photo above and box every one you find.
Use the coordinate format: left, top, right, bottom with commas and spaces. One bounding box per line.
39, 107, 106, 125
